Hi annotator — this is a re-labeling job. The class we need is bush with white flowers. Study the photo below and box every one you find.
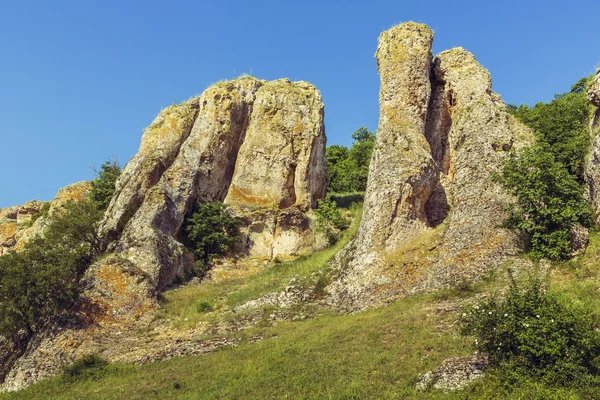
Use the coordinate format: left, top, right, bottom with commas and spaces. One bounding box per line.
459, 271, 600, 387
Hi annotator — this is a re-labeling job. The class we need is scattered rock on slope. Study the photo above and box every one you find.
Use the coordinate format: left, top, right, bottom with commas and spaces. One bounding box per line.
329, 22, 532, 309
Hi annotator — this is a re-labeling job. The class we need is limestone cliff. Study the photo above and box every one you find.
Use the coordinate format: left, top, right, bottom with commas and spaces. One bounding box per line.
585, 71, 600, 222
101, 77, 327, 291
330, 22, 533, 308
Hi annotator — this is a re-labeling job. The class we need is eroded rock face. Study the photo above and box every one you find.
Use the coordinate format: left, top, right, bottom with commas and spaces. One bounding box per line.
0, 182, 92, 256
0, 201, 44, 256
587, 71, 600, 108
225, 79, 326, 210
330, 23, 532, 309
102, 76, 327, 291
586, 71, 600, 221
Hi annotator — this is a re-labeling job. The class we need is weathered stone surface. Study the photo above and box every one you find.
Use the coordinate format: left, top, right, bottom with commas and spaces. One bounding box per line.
225, 79, 326, 210
416, 354, 488, 392
115, 77, 263, 290
587, 70, 600, 107
100, 100, 201, 243
586, 71, 600, 222
0, 182, 92, 256
329, 23, 532, 309
329, 23, 438, 302
0, 201, 44, 256
569, 224, 589, 257
106, 77, 326, 291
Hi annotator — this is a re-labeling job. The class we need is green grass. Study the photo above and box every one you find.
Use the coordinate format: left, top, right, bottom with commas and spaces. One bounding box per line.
155, 202, 363, 329
0, 292, 474, 400
4, 202, 600, 399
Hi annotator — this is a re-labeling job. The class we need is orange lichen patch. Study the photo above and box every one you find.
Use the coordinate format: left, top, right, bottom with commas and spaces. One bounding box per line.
81, 259, 155, 327
293, 120, 304, 134
226, 185, 277, 208
52, 182, 92, 207
0, 223, 18, 242
447, 230, 509, 271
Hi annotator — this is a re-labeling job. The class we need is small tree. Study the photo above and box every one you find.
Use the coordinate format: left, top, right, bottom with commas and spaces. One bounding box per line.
0, 199, 105, 340
182, 203, 241, 277
326, 127, 375, 193
90, 159, 121, 210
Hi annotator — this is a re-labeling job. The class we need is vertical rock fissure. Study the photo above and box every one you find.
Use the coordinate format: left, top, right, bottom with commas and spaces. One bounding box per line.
423, 63, 451, 227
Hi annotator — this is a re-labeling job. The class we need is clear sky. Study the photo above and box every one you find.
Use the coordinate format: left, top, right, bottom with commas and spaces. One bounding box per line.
1, 0, 599, 207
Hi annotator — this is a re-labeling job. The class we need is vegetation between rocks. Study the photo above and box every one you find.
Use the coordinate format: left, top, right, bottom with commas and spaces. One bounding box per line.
500, 77, 595, 260
181, 202, 242, 279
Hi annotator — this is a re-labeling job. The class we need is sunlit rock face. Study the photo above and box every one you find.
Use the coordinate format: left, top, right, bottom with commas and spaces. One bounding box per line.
586, 71, 600, 222
100, 76, 327, 291
329, 22, 533, 310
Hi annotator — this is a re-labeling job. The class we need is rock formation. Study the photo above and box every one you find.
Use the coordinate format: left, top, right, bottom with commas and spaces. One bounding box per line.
0, 201, 44, 256
585, 71, 600, 222
100, 77, 327, 291
0, 77, 327, 391
330, 22, 533, 308
0, 182, 92, 256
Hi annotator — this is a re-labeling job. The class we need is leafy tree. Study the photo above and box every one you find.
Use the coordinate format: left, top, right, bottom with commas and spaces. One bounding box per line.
494, 147, 591, 260
501, 77, 595, 259
314, 198, 350, 245
182, 203, 241, 277
326, 127, 375, 193
90, 159, 122, 210
509, 87, 592, 181
0, 200, 104, 340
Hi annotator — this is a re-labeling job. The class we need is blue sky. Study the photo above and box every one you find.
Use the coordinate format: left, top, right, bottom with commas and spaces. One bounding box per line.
1, 0, 599, 207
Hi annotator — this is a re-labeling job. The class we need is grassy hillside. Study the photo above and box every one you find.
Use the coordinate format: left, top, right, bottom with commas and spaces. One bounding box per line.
3, 208, 600, 399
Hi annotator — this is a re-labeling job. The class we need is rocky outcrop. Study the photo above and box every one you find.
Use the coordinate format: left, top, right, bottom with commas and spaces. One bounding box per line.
1, 78, 327, 391
0, 201, 44, 256
224, 80, 326, 210
100, 76, 326, 291
330, 22, 532, 308
0, 182, 92, 256
416, 354, 488, 392
586, 71, 600, 222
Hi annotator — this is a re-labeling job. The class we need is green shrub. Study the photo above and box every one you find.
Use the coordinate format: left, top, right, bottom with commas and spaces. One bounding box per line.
90, 159, 121, 210
0, 200, 104, 340
196, 301, 213, 313
494, 146, 591, 260
314, 199, 350, 244
63, 354, 108, 378
459, 272, 600, 388
182, 202, 241, 278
